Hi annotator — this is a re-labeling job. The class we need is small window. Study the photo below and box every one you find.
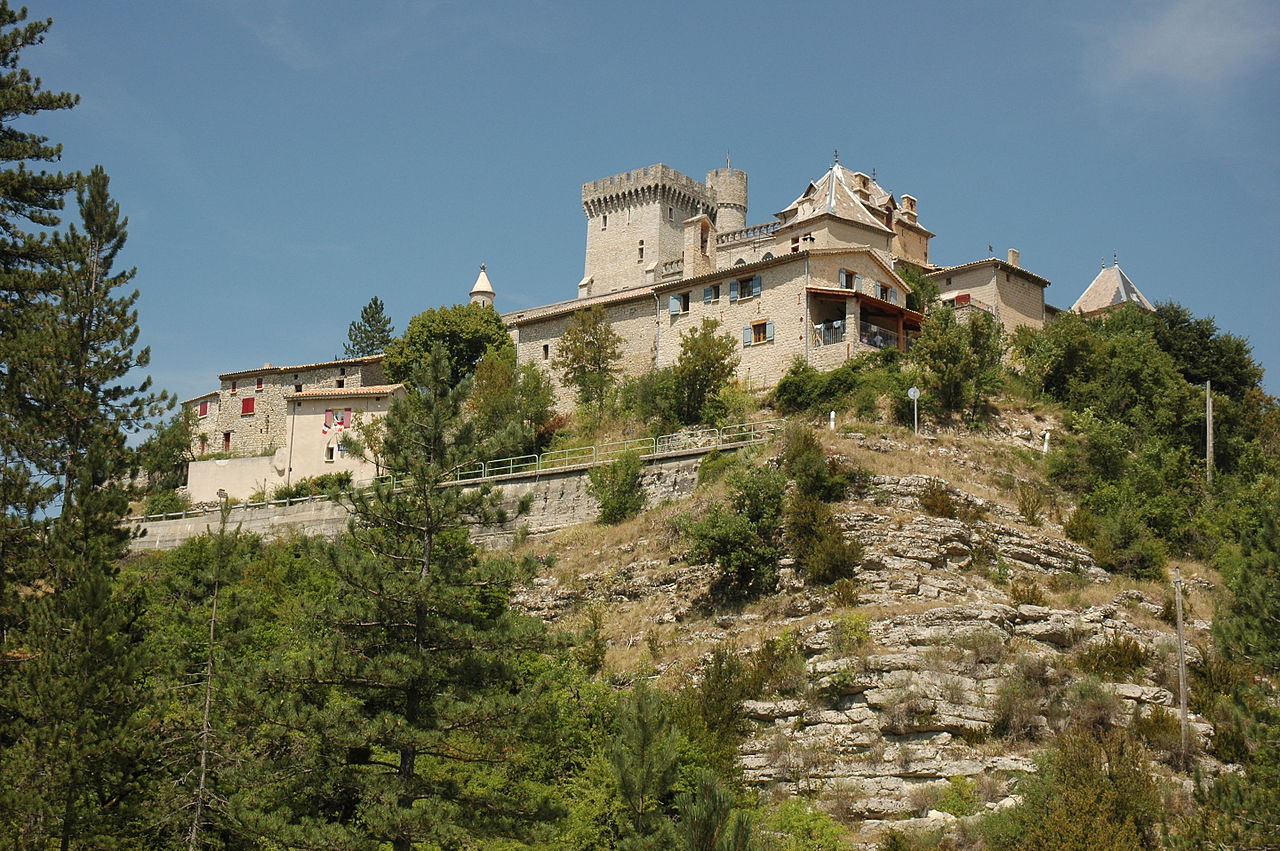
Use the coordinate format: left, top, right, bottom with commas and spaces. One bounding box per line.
638, 240, 644, 262
703, 284, 720, 304
295, 401, 301, 408
229, 380, 237, 394
790, 236, 800, 253
731, 275, 761, 302
294, 383, 303, 393
325, 445, 336, 462
339, 367, 346, 376
602, 214, 608, 230
222, 432, 232, 452
255, 377, 264, 392
669, 292, 691, 315
742, 320, 775, 347
336, 378, 345, 388
667, 206, 674, 221
762, 252, 774, 260
198, 400, 209, 417
733, 258, 746, 266
241, 397, 255, 416
542, 344, 550, 360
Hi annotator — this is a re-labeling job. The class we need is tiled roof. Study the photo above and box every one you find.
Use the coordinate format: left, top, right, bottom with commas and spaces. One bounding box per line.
504, 283, 654, 325
928, 257, 1052, 288
284, 384, 403, 400
1070, 264, 1153, 313
181, 390, 220, 405
219, 354, 383, 381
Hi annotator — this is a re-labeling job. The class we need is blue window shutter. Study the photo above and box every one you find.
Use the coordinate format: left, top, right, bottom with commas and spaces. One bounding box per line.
729, 280, 739, 301
703, 287, 713, 303
853, 273, 863, 291
752, 275, 762, 297
742, 326, 752, 347
669, 294, 680, 315
839, 269, 849, 289
765, 321, 775, 341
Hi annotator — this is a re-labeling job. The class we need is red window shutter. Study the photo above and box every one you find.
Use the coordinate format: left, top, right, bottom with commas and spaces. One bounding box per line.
241, 397, 255, 415
198, 400, 208, 417
324, 409, 333, 428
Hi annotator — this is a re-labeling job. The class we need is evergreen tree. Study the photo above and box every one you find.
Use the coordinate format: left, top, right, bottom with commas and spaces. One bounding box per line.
0, 0, 79, 608
342, 295, 395, 358
245, 346, 557, 848
551, 305, 623, 410
0, 166, 164, 842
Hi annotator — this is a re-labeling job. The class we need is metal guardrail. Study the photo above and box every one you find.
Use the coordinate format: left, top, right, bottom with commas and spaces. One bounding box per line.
130, 419, 784, 522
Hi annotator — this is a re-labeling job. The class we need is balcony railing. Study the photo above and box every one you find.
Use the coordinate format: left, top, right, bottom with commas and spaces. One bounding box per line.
812, 320, 846, 347
859, 321, 899, 350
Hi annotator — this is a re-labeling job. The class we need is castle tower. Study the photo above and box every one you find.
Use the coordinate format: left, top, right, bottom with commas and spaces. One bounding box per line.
469, 264, 495, 308
705, 167, 748, 232
581, 164, 714, 293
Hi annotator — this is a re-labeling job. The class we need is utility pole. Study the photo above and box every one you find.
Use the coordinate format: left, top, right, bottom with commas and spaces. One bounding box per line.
1206, 380, 1214, 488
1174, 567, 1190, 768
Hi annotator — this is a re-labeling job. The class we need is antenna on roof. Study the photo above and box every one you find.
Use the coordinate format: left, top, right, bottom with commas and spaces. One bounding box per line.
726, 151, 731, 169
833, 148, 840, 165
1113, 250, 1119, 266
988, 244, 994, 256
1101, 258, 1107, 270
872, 167, 877, 180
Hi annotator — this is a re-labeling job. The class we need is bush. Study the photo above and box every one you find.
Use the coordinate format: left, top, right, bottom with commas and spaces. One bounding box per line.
1009, 578, 1047, 607
696, 448, 737, 487
781, 421, 863, 501
920, 478, 956, 518
831, 613, 872, 655
587, 451, 646, 524
752, 632, 807, 697
1016, 481, 1046, 525
1130, 704, 1183, 759
992, 674, 1045, 741
272, 471, 354, 501
936, 775, 981, 817
682, 465, 785, 598
1061, 677, 1123, 732
143, 489, 191, 515
766, 798, 845, 851
785, 492, 863, 584
1062, 506, 1100, 544
1076, 635, 1149, 680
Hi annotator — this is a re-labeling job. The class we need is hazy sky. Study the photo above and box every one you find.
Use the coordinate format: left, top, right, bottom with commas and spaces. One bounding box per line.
28, 0, 1280, 399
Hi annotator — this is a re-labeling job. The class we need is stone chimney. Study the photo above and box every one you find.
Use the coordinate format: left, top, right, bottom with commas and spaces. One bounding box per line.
852, 171, 872, 201
682, 214, 716, 279
900, 194, 918, 224
263, 362, 273, 368
1007, 248, 1020, 268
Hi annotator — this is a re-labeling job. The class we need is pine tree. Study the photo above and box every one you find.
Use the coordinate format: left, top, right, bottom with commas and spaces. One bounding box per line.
0, 166, 164, 843
244, 346, 557, 848
0, 0, 80, 607
342, 295, 395, 358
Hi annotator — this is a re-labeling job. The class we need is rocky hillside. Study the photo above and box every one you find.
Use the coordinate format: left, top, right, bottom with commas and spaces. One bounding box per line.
513, 417, 1223, 847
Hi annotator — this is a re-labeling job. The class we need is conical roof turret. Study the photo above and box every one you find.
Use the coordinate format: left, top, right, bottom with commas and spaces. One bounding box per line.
469, 263, 495, 306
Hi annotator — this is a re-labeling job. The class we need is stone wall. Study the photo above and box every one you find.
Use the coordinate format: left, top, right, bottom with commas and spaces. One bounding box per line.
130, 449, 709, 552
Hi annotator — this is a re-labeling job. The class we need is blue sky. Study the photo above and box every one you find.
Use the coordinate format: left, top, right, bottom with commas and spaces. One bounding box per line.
28, 0, 1280, 399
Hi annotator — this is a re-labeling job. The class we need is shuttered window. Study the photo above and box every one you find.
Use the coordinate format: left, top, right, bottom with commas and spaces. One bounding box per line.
241, 397, 255, 415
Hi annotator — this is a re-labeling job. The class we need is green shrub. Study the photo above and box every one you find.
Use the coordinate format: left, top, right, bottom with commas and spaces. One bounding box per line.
682, 465, 785, 598
829, 577, 861, 608
936, 775, 981, 817
574, 607, 607, 674
752, 632, 807, 697
1009, 578, 1047, 607
781, 421, 862, 501
785, 491, 863, 584
831, 613, 872, 655
1076, 635, 1149, 680
586, 450, 646, 524
766, 798, 846, 851
696, 448, 737, 486
143, 489, 191, 515
1061, 677, 1123, 731
771, 359, 828, 414
1130, 704, 1183, 758
272, 471, 354, 501
1062, 505, 1100, 544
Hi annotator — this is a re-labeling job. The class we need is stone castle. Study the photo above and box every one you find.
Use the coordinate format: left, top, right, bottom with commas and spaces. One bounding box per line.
180, 157, 1151, 501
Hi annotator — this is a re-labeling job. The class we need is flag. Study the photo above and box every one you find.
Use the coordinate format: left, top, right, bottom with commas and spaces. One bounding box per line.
322, 409, 332, 435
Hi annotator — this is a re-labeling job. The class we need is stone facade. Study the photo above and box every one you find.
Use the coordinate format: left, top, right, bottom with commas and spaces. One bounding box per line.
184, 355, 385, 458
507, 158, 1054, 408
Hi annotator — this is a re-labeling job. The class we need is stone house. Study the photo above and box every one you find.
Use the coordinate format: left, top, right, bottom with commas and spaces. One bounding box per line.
180, 355, 401, 501
505, 159, 1052, 404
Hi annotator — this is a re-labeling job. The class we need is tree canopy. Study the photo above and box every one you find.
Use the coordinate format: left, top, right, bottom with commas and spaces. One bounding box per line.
551, 305, 623, 409
382, 301, 511, 386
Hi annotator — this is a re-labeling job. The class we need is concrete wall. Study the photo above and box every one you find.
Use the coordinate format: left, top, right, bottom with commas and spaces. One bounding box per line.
186, 455, 282, 503
130, 449, 710, 552
284, 394, 398, 484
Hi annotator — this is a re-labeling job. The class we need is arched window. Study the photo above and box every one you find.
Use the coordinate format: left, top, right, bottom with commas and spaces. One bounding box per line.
762, 252, 774, 261
734, 258, 746, 266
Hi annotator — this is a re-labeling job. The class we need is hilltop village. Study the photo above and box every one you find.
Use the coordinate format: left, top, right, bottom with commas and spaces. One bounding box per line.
180, 159, 1153, 501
